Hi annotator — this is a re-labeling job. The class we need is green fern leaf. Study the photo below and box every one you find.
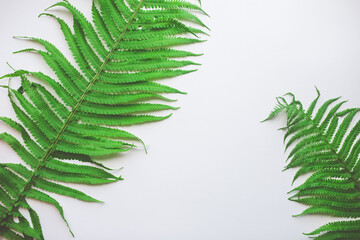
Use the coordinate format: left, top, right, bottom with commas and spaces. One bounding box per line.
265, 90, 360, 239
0, 0, 207, 239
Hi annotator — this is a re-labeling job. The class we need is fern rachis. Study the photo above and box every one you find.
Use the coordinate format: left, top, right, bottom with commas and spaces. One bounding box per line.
265, 90, 360, 239
0, 0, 208, 239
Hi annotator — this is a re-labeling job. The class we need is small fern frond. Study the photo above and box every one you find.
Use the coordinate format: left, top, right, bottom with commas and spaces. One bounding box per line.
264, 90, 360, 239
0, 0, 207, 239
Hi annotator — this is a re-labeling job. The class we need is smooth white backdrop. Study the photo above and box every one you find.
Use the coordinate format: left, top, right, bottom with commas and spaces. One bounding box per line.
1, 0, 360, 239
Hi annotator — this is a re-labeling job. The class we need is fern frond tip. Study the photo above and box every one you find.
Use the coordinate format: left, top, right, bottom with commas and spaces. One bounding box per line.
38, 12, 56, 19
44, 2, 62, 12
13, 48, 39, 54
13, 36, 31, 40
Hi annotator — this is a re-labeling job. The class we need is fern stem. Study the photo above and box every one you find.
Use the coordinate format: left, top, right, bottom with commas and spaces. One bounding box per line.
0, 0, 145, 225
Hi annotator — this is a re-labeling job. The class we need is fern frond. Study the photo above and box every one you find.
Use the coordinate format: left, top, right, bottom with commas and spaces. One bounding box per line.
0, 0, 207, 239
265, 90, 360, 239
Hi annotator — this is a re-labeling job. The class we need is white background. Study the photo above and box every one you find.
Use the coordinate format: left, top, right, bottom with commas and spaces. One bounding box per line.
1, 0, 360, 239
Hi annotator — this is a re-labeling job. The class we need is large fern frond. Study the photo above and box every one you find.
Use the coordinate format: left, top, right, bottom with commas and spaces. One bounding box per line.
264, 90, 360, 240
0, 0, 207, 239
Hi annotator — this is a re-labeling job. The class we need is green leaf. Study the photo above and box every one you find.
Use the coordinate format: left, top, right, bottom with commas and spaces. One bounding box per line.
0, 0, 208, 238
265, 90, 360, 239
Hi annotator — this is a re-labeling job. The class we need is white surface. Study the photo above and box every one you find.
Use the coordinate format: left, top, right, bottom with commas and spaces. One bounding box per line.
1, 0, 360, 239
